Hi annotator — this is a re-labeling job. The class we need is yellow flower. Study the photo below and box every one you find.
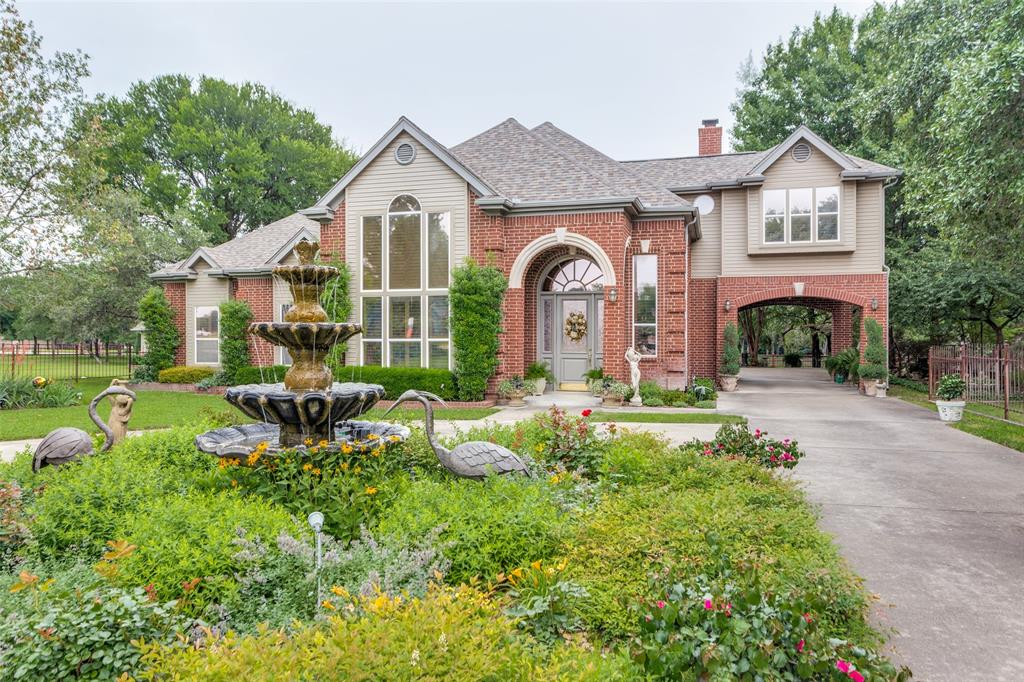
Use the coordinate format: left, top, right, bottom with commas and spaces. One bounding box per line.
231, 479, 238, 488
372, 446, 384, 457
354, 466, 362, 474
367, 434, 380, 441
304, 438, 314, 446
365, 486, 378, 495
556, 559, 568, 571
321, 599, 335, 610
341, 444, 353, 454
312, 467, 321, 475
388, 435, 401, 442
534, 443, 545, 453
303, 462, 313, 472
217, 459, 228, 469
530, 560, 542, 570
246, 451, 261, 466
341, 462, 350, 471
330, 585, 348, 597
318, 440, 329, 448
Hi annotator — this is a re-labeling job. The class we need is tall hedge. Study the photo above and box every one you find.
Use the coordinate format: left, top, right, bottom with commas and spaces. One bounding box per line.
859, 318, 887, 381
138, 287, 179, 372
450, 259, 507, 400
720, 322, 741, 375
219, 300, 253, 382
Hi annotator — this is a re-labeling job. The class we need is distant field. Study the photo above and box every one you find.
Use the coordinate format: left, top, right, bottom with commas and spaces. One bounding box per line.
0, 354, 132, 381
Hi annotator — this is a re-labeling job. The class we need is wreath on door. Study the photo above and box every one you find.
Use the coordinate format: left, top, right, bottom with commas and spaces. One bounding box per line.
564, 311, 588, 342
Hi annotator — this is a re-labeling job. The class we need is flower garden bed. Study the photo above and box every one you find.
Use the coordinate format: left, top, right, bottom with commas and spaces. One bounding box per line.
0, 409, 910, 680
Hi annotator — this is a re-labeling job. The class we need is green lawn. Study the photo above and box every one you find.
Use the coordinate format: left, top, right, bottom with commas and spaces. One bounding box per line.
888, 384, 1024, 452
589, 411, 745, 424
0, 379, 498, 441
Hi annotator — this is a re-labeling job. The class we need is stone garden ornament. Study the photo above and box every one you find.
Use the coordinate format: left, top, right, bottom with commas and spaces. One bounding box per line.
33, 385, 137, 472
382, 390, 533, 480
107, 379, 135, 444
625, 346, 643, 406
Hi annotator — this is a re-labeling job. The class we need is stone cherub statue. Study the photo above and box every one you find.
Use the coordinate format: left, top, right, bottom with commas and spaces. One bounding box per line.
625, 346, 643, 406
107, 378, 136, 444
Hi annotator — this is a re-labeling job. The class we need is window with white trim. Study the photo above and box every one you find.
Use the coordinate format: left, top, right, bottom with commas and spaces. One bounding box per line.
633, 254, 657, 356
763, 187, 841, 244
194, 306, 220, 364
358, 194, 451, 368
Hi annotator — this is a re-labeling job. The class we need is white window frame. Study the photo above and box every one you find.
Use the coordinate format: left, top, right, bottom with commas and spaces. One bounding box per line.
632, 254, 658, 358
762, 189, 787, 244
194, 306, 220, 365
355, 193, 453, 370
762, 186, 842, 245
427, 295, 451, 370
788, 188, 813, 244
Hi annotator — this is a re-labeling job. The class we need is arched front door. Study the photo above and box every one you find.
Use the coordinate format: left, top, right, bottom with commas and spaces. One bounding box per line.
538, 257, 604, 389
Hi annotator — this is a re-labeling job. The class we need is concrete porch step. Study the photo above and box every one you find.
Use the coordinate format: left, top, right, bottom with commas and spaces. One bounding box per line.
524, 391, 601, 409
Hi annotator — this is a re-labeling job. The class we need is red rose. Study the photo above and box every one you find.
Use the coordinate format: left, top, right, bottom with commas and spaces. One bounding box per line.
581, 409, 592, 417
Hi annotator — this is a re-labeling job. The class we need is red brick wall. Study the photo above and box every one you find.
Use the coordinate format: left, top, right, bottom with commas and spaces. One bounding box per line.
698, 124, 723, 156
163, 282, 187, 366
232, 277, 275, 366
708, 274, 888, 378
319, 202, 346, 262
688, 278, 718, 379
468, 190, 690, 390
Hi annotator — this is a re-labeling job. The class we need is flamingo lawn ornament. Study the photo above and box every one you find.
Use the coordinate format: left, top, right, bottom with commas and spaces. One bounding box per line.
382, 390, 533, 480
33, 386, 137, 472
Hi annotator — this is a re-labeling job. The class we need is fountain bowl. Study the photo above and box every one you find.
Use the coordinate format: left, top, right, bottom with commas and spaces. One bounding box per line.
224, 382, 385, 447
249, 322, 362, 351
194, 420, 411, 458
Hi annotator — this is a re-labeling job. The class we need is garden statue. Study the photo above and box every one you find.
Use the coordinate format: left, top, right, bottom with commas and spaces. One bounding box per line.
107, 378, 135, 444
33, 385, 137, 472
625, 346, 643, 406
382, 390, 533, 480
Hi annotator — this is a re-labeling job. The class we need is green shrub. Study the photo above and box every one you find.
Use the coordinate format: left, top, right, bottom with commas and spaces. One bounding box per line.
720, 322, 741, 375
0, 481, 30, 572
860, 318, 887, 381
598, 431, 670, 485
634, 553, 910, 680
450, 259, 507, 400
0, 567, 186, 681
232, 364, 288, 384
0, 378, 80, 409
700, 423, 805, 469
784, 351, 803, 367
116, 490, 295, 615
138, 585, 638, 680
138, 287, 179, 373
379, 476, 564, 585
232, 364, 458, 399
157, 365, 216, 384
499, 559, 589, 644
0, 377, 36, 409
218, 300, 253, 382
937, 373, 967, 401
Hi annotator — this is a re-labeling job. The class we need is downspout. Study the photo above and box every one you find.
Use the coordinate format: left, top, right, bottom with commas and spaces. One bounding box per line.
881, 174, 898, 381
684, 212, 699, 386
623, 235, 632, 363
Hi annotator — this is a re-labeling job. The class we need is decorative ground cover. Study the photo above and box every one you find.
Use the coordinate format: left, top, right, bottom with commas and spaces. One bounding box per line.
0, 409, 909, 680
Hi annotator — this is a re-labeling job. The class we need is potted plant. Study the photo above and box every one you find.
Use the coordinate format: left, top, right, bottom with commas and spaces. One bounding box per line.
525, 361, 554, 396
584, 368, 605, 394
498, 376, 530, 406
824, 353, 845, 383
719, 322, 741, 392
858, 319, 887, 397
592, 378, 629, 407
935, 374, 967, 422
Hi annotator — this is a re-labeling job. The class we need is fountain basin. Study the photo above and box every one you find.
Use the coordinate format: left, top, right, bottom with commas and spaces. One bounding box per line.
194, 420, 411, 458
249, 322, 362, 351
225, 382, 385, 447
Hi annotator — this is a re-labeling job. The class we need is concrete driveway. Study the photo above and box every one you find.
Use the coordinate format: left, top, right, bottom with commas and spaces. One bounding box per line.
719, 368, 1024, 681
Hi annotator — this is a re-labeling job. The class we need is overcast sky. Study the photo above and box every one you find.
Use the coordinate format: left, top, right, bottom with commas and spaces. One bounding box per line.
22, 1, 876, 159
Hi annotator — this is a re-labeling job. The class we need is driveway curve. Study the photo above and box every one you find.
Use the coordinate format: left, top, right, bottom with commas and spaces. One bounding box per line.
719, 367, 1024, 681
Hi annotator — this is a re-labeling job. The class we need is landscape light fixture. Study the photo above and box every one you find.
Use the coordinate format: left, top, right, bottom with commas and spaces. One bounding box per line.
724, 299, 732, 312
308, 511, 324, 609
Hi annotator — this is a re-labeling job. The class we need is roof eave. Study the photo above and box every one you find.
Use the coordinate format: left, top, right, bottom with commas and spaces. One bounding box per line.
299, 206, 336, 224
840, 169, 903, 180
669, 175, 766, 194
149, 271, 195, 282
747, 125, 858, 176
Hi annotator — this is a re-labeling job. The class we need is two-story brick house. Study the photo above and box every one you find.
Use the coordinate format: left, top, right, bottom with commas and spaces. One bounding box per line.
151, 117, 899, 390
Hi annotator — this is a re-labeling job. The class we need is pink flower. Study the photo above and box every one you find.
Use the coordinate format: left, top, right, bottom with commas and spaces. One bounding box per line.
656, 600, 666, 609
754, 429, 761, 438
849, 672, 864, 682
644, 614, 653, 622
770, 455, 778, 463
767, 445, 775, 452
704, 448, 713, 456
718, 443, 725, 450
581, 409, 592, 417
783, 452, 793, 461
783, 438, 791, 445
796, 639, 805, 653
704, 599, 713, 610
836, 659, 851, 673
723, 602, 732, 616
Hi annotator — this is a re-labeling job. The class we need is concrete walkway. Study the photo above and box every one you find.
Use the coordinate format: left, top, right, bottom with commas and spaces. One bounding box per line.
719, 367, 1024, 681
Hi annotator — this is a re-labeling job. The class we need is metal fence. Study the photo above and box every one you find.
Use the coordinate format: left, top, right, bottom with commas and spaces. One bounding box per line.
928, 343, 1023, 424
0, 341, 137, 381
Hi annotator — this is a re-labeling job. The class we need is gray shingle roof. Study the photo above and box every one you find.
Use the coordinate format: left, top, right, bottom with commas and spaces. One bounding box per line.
622, 151, 770, 191
152, 213, 318, 277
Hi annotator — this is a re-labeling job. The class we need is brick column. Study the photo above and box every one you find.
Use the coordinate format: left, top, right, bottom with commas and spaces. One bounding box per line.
319, 202, 346, 262
233, 277, 275, 366
832, 304, 853, 352
163, 282, 187, 366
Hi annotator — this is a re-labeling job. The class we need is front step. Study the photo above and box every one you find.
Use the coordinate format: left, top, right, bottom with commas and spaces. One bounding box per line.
524, 391, 601, 409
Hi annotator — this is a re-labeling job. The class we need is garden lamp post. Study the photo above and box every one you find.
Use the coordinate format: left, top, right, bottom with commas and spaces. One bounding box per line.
308, 511, 324, 611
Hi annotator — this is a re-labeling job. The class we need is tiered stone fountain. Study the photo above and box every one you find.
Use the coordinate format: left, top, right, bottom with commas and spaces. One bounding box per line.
195, 240, 408, 457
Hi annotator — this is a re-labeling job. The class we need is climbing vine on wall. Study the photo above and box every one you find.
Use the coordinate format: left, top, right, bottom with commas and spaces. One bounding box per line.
450, 259, 507, 401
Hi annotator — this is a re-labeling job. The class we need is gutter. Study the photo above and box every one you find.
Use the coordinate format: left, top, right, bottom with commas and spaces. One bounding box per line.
476, 195, 694, 219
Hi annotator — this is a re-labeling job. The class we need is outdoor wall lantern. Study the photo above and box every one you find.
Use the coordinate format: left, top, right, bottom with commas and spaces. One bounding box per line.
871, 298, 879, 311
724, 299, 732, 312
608, 287, 618, 303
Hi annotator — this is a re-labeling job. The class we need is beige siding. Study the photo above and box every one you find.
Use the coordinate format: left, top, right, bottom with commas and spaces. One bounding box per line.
683, 192, 722, 277
715, 144, 885, 276
184, 261, 229, 365
343, 132, 468, 365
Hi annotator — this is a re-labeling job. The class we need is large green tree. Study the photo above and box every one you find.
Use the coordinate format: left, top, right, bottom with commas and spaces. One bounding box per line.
0, 0, 88, 277
78, 75, 358, 243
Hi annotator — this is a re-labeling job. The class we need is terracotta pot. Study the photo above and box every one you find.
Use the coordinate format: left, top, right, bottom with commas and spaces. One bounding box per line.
719, 374, 739, 392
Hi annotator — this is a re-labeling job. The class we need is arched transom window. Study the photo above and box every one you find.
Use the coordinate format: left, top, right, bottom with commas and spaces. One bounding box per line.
542, 257, 605, 292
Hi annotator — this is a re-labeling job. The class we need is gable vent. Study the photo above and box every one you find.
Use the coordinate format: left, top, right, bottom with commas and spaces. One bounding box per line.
395, 142, 416, 165
791, 142, 812, 163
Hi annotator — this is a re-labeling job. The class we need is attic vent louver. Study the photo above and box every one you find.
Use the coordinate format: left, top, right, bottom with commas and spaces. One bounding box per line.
791, 142, 812, 163
395, 142, 416, 165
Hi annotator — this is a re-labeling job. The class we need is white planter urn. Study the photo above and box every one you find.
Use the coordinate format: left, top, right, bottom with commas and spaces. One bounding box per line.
719, 374, 739, 392
862, 380, 878, 397
936, 400, 965, 422
532, 378, 546, 396
875, 382, 887, 398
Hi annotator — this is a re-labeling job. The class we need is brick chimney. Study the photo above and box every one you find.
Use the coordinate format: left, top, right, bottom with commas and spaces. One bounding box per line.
698, 118, 722, 156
